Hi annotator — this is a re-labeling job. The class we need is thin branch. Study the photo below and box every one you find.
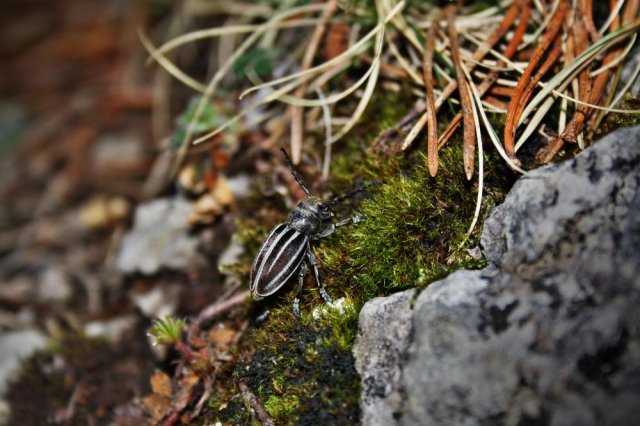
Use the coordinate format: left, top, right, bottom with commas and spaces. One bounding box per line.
238, 381, 275, 426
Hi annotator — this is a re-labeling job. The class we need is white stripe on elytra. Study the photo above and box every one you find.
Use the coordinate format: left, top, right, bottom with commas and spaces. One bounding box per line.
262, 237, 307, 295
267, 229, 302, 274
253, 224, 289, 287
251, 224, 282, 289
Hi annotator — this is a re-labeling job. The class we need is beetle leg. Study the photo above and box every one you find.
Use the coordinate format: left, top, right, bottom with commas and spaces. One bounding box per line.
336, 214, 367, 227
293, 262, 308, 317
313, 214, 367, 240
307, 247, 332, 304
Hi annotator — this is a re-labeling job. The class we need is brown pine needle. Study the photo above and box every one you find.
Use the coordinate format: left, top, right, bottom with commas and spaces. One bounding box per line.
440, 0, 522, 103
503, 0, 569, 164
423, 8, 446, 177
487, 86, 515, 97
539, 0, 639, 163
403, 0, 523, 154
581, 0, 600, 42
438, 0, 528, 150
588, 0, 640, 135
557, 13, 592, 143
447, 6, 476, 180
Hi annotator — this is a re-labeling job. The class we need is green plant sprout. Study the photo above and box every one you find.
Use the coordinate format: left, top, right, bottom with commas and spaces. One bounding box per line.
148, 316, 196, 363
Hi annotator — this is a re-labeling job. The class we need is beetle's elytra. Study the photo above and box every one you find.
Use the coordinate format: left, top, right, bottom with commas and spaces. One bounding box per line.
250, 148, 375, 316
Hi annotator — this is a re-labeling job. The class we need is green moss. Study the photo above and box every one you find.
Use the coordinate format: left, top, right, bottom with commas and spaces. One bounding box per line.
265, 394, 300, 418
212, 322, 359, 425
600, 96, 640, 135
318, 145, 504, 304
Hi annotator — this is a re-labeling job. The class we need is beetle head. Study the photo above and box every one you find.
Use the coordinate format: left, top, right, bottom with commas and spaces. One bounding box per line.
298, 196, 333, 222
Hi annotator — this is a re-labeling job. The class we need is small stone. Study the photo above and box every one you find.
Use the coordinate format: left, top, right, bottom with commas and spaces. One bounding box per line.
90, 132, 146, 174
116, 197, 206, 275
0, 329, 48, 396
131, 286, 179, 319
84, 314, 138, 342
37, 268, 73, 304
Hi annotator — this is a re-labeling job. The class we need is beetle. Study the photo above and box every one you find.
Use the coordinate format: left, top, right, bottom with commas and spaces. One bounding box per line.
250, 148, 376, 316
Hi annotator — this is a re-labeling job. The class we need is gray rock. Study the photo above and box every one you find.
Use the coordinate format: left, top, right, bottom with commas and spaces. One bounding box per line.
354, 126, 640, 426
353, 289, 415, 425
37, 267, 73, 304
116, 197, 206, 275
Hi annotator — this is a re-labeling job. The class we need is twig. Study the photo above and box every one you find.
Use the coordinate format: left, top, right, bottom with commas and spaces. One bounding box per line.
190, 375, 214, 420
238, 380, 275, 426
188, 290, 250, 341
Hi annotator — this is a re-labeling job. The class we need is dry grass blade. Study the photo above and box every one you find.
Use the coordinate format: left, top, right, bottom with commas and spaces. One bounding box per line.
191, 2, 406, 147
316, 88, 333, 179
320, 0, 389, 146
152, 15, 326, 59
171, 4, 335, 179
139, 30, 207, 93
463, 59, 527, 174
290, 0, 338, 164
503, 0, 568, 164
447, 6, 476, 180
238, 1, 405, 100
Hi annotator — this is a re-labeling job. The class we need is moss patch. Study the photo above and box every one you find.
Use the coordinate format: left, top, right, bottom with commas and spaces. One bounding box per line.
210, 320, 360, 425
317, 143, 512, 303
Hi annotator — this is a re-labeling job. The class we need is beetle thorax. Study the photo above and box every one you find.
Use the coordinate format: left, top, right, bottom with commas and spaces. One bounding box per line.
285, 196, 332, 235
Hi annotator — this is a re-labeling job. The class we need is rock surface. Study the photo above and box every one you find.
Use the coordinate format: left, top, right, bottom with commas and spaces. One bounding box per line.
354, 126, 640, 426
353, 290, 415, 426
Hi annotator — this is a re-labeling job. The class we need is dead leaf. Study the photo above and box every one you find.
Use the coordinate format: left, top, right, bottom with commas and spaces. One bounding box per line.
189, 194, 223, 225
150, 370, 172, 398
142, 393, 170, 424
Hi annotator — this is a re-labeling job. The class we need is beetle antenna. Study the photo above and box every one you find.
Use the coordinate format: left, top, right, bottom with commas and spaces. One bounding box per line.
280, 148, 311, 196
329, 180, 381, 207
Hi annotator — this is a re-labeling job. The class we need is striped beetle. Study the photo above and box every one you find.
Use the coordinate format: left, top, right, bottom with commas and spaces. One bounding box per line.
250, 148, 376, 316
